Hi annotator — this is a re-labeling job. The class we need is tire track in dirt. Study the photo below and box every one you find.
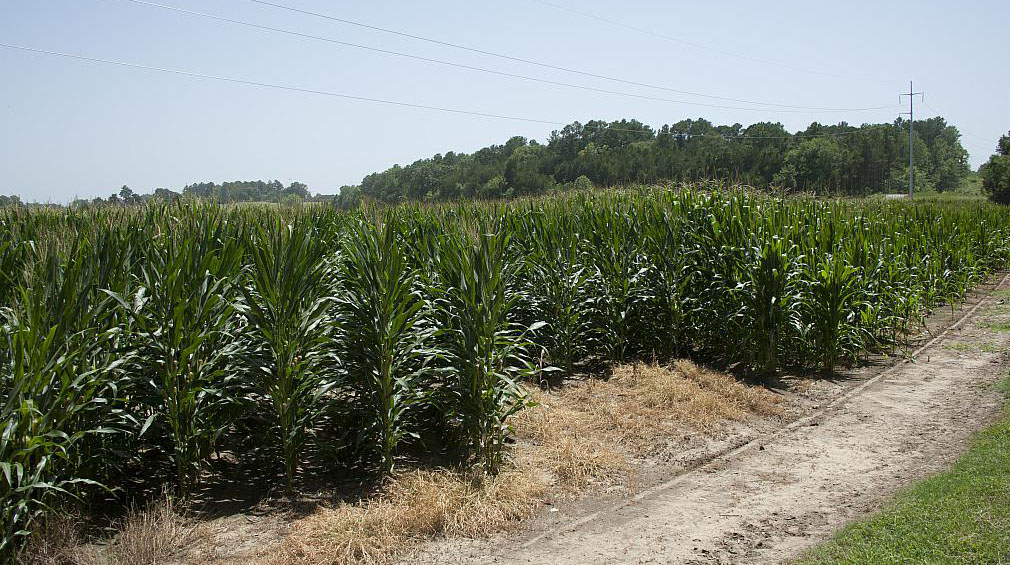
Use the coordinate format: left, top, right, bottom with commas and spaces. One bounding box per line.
409, 273, 1010, 564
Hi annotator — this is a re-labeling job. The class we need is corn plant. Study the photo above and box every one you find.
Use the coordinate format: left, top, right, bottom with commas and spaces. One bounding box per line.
108, 207, 243, 495
0, 241, 26, 312
0, 243, 125, 562
740, 237, 798, 374
523, 215, 598, 376
338, 218, 432, 474
433, 228, 535, 474
239, 220, 334, 491
640, 202, 693, 360
805, 254, 864, 374
585, 203, 645, 363
685, 192, 752, 363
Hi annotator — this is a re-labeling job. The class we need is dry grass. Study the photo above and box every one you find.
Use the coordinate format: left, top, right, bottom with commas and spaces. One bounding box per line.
19, 496, 197, 565
271, 469, 547, 565
607, 360, 781, 434
519, 360, 781, 458
107, 496, 196, 565
512, 386, 631, 490
19, 514, 85, 565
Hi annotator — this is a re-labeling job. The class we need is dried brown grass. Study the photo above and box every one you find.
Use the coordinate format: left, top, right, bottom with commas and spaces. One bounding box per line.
271, 469, 547, 565
511, 387, 630, 490
107, 496, 196, 565
518, 360, 781, 457
19, 514, 85, 565
20, 496, 197, 565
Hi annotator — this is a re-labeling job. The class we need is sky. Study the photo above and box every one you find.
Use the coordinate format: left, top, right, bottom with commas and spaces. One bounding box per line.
2, 0, 1008, 203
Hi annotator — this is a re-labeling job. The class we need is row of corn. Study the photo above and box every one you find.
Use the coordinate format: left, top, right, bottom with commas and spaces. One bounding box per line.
2, 187, 1010, 559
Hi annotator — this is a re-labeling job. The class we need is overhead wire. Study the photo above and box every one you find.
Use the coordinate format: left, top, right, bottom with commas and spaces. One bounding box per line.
236, 0, 894, 111
0, 42, 899, 141
922, 101, 992, 147
531, 0, 890, 84
107, 0, 899, 115
0, 42, 562, 125
914, 100, 997, 162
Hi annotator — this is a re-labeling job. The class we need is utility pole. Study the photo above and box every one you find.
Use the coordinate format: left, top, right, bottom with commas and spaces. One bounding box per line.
900, 81, 924, 198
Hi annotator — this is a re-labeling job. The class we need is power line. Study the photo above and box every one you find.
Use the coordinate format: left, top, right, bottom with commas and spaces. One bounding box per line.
915, 101, 994, 163
921, 101, 992, 148
108, 0, 900, 115
0, 42, 562, 125
532, 0, 889, 84
237, 0, 895, 112
0, 41, 899, 142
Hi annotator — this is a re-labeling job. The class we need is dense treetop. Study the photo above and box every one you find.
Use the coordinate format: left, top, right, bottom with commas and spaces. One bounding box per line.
93, 180, 316, 207
981, 130, 1010, 204
180, 180, 310, 203
335, 117, 971, 207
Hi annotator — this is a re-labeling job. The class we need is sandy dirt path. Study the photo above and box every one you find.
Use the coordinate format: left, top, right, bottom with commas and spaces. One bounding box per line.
409, 275, 1010, 565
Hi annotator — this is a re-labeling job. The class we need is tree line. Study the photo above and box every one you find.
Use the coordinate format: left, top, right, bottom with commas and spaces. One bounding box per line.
0, 180, 320, 208
84, 180, 316, 206
335, 117, 972, 207
0, 117, 980, 208
178, 180, 311, 203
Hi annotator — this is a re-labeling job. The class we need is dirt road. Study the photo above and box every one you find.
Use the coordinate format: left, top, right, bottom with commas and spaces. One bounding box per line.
410, 276, 1010, 564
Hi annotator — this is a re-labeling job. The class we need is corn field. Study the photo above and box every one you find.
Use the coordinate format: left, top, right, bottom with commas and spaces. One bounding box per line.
3, 187, 1010, 560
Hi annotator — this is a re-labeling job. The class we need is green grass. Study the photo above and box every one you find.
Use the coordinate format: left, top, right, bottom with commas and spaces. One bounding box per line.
907, 173, 986, 203
994, 290, 1010, 300
910, 191, 987, 204
958, 172, 985, 195
799, 378, 1010, 565
979, 320, 1010, 332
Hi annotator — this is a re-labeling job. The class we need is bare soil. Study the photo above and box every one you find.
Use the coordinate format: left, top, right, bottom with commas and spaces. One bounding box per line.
404, 274, 1010, 565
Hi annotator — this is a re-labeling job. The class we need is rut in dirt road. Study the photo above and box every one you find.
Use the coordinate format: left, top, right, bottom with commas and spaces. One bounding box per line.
408, 279, 1010, 565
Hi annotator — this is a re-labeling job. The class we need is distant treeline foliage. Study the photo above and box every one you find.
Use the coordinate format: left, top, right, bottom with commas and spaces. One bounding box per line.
59, 180, 316, 208
335, 117, 971, 207
0, 117, 975, 208
181, 180, 310, 203
981, 131, 1010, 204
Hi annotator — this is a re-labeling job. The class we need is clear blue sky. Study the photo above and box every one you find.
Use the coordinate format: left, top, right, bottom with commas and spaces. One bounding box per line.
2, 0, 1008, 202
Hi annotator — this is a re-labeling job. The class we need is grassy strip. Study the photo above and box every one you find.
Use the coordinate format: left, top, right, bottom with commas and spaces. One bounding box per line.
799, 379, 1010, 564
